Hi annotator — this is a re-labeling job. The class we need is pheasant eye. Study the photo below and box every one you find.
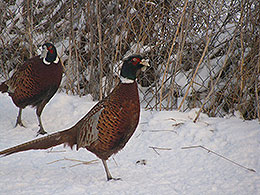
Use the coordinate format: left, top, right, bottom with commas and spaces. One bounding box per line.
48, 46, 54, 54
132, 57, 140, 65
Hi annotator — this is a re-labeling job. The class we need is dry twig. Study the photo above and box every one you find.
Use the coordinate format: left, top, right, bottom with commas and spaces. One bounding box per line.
149, 146, 172, 156
181, 145, 256, 172
47, 157, 99, 168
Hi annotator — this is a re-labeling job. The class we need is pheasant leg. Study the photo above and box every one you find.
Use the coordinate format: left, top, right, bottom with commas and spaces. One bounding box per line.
36, 115, 47, 135
102, 160, 121, 181
15, 108, 25, 127
36, 104, 47, 136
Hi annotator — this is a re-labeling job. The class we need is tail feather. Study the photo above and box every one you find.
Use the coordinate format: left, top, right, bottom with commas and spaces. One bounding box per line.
0, 127, 77, 157
0, 82, 8, 93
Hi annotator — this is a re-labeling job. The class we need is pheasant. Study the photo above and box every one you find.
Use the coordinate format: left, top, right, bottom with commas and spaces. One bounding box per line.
0, 43, 63, 135
0, 54, 150, 181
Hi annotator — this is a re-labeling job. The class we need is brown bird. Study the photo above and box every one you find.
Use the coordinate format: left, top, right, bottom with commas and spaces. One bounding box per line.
0, 43, 63, 135
0, 54, 150, 181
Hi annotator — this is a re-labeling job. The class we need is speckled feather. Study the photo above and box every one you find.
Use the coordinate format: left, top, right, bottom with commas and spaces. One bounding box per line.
82, 81, 140, 160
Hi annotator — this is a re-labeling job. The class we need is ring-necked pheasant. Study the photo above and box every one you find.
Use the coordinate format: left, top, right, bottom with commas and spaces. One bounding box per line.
0, 43, 63, 135
0, 54, 150, 181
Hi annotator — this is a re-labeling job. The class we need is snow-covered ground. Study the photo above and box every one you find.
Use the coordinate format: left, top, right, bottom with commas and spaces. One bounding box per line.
0, 92, 259, 195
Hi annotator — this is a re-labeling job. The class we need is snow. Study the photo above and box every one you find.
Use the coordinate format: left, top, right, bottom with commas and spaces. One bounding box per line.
0, 92, 259, 195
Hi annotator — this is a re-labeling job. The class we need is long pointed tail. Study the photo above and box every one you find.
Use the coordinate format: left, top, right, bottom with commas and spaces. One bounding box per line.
0, 128, 77, 157
0, 82, 8, 93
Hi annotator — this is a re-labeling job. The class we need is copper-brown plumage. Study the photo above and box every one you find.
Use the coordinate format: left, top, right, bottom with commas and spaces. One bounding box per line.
0, 43, 62, 135
84, 82, 140, 160
0, 54, 149, 180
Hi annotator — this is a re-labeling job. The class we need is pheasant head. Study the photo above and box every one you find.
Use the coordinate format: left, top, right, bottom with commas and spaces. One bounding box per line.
120, 55, 150, 83
41, 43, 59, 65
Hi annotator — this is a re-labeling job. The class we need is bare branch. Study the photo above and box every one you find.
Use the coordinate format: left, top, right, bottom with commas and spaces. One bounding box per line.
182, 145, 256, 173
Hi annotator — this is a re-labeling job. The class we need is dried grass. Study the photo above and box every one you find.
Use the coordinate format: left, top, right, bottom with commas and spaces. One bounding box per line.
0, 0, 259, 120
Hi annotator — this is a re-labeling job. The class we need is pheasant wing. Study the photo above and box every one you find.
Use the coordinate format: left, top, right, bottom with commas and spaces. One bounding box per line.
5, 60, 35, 94
76, 102, 105, 149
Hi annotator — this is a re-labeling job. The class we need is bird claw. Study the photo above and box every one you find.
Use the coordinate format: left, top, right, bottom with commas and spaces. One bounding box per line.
15, 120, 25, 128
107, 177, 122, 181
36, 128, 47, 136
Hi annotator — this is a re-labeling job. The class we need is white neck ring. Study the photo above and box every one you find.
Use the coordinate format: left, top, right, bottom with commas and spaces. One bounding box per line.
120, 76, 135, 83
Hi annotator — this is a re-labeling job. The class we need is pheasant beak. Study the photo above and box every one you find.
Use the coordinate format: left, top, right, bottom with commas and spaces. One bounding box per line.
140, 59, 150, 71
